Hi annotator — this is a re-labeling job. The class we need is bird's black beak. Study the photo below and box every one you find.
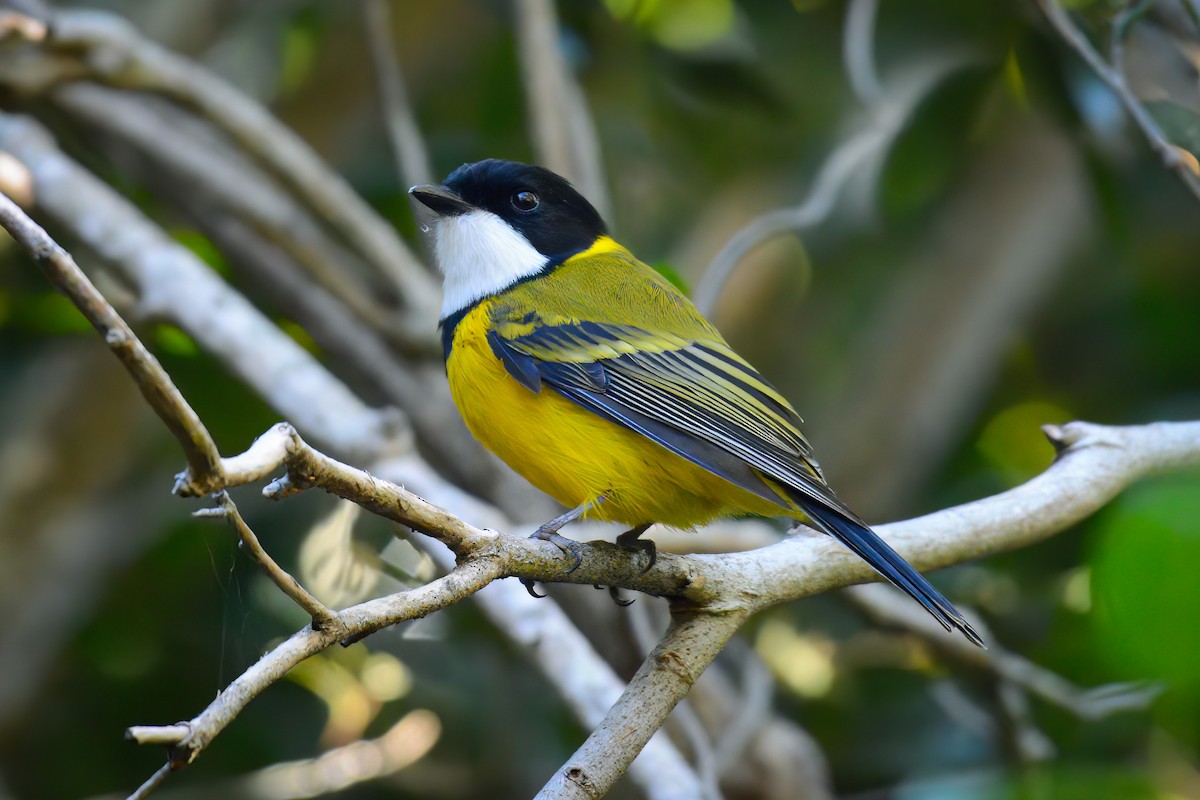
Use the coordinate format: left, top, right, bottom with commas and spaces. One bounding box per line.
408, 184, 473, 217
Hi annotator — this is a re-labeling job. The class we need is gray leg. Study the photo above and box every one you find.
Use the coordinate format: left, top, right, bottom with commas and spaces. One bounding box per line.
521, 496, 606, 598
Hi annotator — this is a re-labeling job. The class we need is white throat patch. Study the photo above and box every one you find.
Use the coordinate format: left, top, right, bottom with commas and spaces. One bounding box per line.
430, 210, 547, 318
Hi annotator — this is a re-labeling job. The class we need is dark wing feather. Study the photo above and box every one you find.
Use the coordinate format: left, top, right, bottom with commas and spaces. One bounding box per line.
493, 317, 856, 518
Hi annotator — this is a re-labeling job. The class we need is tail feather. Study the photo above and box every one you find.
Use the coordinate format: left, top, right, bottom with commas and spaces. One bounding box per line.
802, 503, 984, 647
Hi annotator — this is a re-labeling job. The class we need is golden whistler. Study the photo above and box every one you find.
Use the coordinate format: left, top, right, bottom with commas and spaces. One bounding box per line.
411, 159, 981, 646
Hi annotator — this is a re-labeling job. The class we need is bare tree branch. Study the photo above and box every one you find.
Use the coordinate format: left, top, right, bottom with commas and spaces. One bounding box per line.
126, 726, 192, 748
627, 601, 723, 800
1037, 0, 1200, 204
0, 190, 224, 495
124, 557, 502, 785
536, 610, 747, 800
127, 764, 172, 800
197, 492, 339, 629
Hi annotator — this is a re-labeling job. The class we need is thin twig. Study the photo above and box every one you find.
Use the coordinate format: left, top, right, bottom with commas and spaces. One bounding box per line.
123, 558, 502, 776
125, 725, 191, 747
0, 191, 224, 495
126, 763, 172, 800
200, 492, 339, 629
1037, 0, 1200, 203
363, 0, 434, 188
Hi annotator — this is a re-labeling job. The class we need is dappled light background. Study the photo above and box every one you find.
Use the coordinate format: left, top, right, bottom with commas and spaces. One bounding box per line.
1, 1, 1198, 798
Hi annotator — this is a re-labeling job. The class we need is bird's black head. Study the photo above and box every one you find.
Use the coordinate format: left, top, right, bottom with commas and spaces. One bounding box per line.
440, 159, 607, 261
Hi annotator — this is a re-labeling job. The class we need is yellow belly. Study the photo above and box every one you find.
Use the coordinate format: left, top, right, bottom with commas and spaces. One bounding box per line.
446, 302, 782, 528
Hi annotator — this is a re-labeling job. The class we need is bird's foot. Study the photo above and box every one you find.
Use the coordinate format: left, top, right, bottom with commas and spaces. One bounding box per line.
532, 527, 585, 573
616, 523, 656, 574
519, 526, 586, 599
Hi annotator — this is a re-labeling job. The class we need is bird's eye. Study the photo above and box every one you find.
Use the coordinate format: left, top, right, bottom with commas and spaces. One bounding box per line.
511, 190, 540, 212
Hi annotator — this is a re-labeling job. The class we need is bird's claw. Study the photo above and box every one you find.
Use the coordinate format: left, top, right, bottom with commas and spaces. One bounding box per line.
531, 527, 585, 573
521, 527, 587, 600
616, 531, 657, 574
520, 577, 547, 598
608, 586, 634, 606
593, 583, 635, 606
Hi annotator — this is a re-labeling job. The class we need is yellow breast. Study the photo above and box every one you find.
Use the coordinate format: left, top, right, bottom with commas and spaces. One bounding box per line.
446, 300, 778, 528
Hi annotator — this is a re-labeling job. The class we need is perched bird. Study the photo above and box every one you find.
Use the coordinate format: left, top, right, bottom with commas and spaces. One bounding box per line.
410, 159, 981, 646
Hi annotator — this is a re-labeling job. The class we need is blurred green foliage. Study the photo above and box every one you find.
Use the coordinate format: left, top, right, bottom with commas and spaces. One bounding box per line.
1092, 477, 1200, 743
1, 1, 1198, 799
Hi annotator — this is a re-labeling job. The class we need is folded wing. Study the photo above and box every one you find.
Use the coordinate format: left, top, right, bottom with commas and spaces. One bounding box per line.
488, 312, 980, 643
488, 316, 854, 518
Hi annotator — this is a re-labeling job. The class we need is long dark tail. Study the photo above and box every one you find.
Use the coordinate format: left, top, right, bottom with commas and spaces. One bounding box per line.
802, 503, 984, 647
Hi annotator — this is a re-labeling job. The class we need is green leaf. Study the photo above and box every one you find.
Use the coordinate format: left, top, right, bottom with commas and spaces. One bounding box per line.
1089, 474, 1200, 690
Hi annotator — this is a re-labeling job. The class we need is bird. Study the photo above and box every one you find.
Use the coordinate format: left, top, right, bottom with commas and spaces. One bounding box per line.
409, 159, 982, 646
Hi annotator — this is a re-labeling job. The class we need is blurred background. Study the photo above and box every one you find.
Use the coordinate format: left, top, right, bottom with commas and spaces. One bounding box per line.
0, 0, 1199, 798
